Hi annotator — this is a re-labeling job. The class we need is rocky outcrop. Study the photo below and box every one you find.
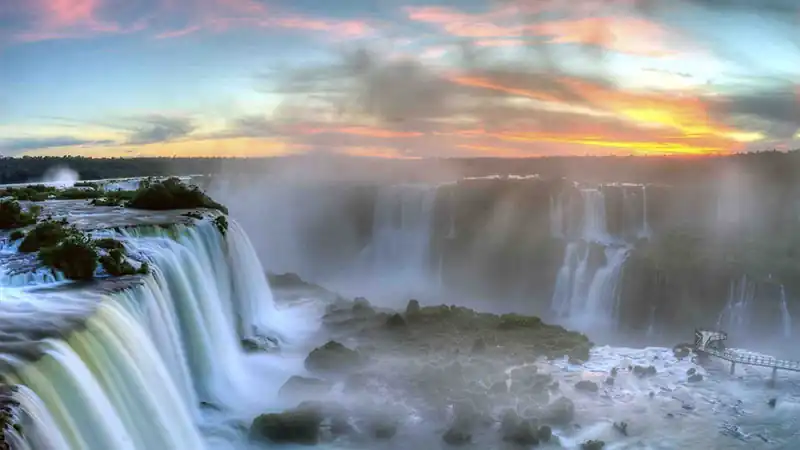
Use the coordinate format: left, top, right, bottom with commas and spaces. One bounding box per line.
304, 341, 363, 376
249, 402, 325, 445
278, 376, 332, 401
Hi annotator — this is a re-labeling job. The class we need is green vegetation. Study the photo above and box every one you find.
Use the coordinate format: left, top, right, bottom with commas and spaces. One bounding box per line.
128, 177, 227, 213
18, 218, 74, 253
39, 234, 98, 281
99, 248, 148, 277
8, 230, 24, 241
94, 238, 125, 251
90, 190, 136, 207
213, 215, 228, 237
0, 200, 38, 230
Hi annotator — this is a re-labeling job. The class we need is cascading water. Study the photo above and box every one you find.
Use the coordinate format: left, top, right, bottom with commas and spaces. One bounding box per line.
549, 194, 564, 238
364, 184, 439, 295
779, 285, 793, 338
1, 217, 294, 450
717, 275, 756, 335
550, 187, 632, 330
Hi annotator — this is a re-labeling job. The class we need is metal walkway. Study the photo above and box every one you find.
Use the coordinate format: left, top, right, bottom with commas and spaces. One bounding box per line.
694, 329, 800, 384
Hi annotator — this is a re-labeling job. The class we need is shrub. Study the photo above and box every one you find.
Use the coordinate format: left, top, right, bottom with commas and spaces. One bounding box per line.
213, 215, 228, 237
8, 230, 24, 241
128, 177, 228, 213
18, 219, 74, 253
99, 248, 137, 276
94, 237, 125, 251
39, 234, 98, 281
0, 200, 37, 230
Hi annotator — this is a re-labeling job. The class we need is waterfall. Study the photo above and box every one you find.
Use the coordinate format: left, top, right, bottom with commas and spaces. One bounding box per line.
550, 187, 632, 330
580, 188, 609, 243
366, 184, 438, 290
780, 285, 793, 338
1, 216, 289, 449
640, 185, 652, 239
550, 194, 564, 238
717, 275, 755, 334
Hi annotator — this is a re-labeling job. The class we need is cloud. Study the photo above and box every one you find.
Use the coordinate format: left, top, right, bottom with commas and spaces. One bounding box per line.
125, 115, 196, 145
0, 136, 114, 155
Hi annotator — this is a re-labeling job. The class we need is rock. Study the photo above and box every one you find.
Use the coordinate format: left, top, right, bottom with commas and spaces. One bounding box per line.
278, 376, 332, 400
442, 426, 471, 445
249, 407, 323, 444
768, 398, 777, 408
575, 380, 599, 393
471, 337, 487, 353
500, 409, 521, 434
406, 299, 420, 315
538, 425, 553, 442
673, 344, 692, 359
688, 373, 703, 383
501, 417, 539, 446
353, 297, 372, 311
304, 341, 363, 375
582, 439, 606, 450
687, 368, 696, 376
241, 335, 279, 353
611, 367, 618, 377
541, 397, 575, 425
605, 377, 615, 386
385, 313, 407, 328
614, 421, 629, 436
633, 365, 657, 377
370, 416, 398, 440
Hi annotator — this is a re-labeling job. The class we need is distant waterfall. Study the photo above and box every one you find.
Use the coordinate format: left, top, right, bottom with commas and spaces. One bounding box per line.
580, 188, 609, 243
2, 217, 288, 449
550, 194, 564, 238
780, 285, 793, 338
550, 186, 632, 330
366, 184, 439, 292
640, 185, 652, 239
717, 275, 755, 334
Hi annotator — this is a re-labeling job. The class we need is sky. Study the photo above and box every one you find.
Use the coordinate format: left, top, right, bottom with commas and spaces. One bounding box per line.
0, 0, 799, 158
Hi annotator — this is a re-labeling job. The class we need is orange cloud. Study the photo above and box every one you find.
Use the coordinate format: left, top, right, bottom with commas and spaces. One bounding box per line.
336, 146, 421, 159
297, 126, 423, 139
13, 0, 136, 41
406, 5, 681, 57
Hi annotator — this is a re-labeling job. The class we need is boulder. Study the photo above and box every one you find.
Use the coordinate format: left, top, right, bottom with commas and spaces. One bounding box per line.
541, 397, 575, 425
471, 337, 487, 353
582, 439, 605, 450
405, 299, 420, 315
385, 313, 407, 328
614, 421, 629, 436
537, 425, 553, 442
686, 368, 696, 376
249, 407, 323, 444
633, 365, 657, 377
673, 344, 692, 359
575, 380, 599, 393
490, 381, 508, 394
768, 398, 777, 408
278, 376, 332, 400
500, 412, 539, 446
369, 414, 398, 440
304, 341, 363, 375
605, 377, 615, 386
442, 426, 471, 445
688, 373, 703, 383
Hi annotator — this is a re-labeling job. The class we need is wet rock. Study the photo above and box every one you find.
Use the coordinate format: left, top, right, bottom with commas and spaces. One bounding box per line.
687, 368, 696, 376
538, 425, 553, 443
304, 341, 363, 375
611, 367, 618, 377
673, 344, 692, 359
353, 297, 375, 314
605, 377, 615, 386
385, 313, 407, 328
405, 299, 420, 315
614, 421, 629, 436
369, 414, 398, 440
575, 380, 599, 393
442, 426, 471, 445
249, 407, 324, 444
501, 418, 539, 446
768, 398, 777, 408
633, 365, 657, 377
582, 439, 606, 450
241, 335, 279, 353
688, 373, 703, 383
541, 397, 575, 425
471, 337, 487, 353
278, 376, 332, 400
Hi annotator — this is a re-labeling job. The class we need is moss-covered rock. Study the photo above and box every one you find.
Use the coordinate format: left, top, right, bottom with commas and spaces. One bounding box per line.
249, 407, 323, 445
18, 218, 73, 252
304, 341, 363, 375
128, 177, 228, 213
38, 234, 98, 281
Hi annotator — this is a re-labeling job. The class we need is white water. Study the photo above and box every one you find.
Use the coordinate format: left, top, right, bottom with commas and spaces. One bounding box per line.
717, 276, 756, 336
550, 188, 632, 330
780, 286, 793, 339
1, 217, 308, 450
362, 184, 439, 296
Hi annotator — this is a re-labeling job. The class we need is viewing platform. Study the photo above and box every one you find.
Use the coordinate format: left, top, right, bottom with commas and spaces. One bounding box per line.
694, 329, 800, 386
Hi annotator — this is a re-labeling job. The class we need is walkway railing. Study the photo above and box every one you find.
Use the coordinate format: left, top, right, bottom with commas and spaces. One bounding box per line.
694, 329, 800, 384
